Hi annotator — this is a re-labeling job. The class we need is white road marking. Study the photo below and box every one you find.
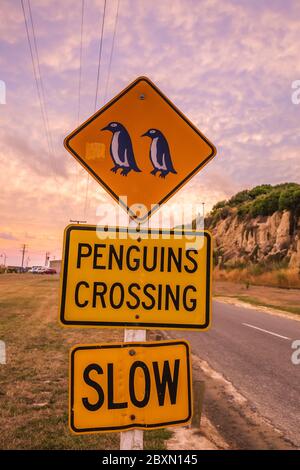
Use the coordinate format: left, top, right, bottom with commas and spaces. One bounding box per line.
242, 323, 291, 340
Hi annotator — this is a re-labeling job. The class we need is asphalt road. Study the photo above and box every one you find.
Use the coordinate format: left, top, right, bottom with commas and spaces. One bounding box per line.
171, 300, 300, 447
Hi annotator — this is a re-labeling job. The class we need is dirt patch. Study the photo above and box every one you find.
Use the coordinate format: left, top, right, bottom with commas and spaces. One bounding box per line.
167, 416, 228, 450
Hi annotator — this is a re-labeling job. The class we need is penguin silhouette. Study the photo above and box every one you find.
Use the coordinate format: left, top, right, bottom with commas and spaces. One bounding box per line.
141, 129, 177, 178
101, 122, 141, 176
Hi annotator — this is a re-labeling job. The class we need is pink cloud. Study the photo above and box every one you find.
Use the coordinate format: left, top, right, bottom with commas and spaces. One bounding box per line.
1, 0, 300, 263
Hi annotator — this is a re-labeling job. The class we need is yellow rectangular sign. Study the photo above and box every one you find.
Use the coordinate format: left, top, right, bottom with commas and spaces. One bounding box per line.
70, 340, 192, 433
59, 225, 212, 330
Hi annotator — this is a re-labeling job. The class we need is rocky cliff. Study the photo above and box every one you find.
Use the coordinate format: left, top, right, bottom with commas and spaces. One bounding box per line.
207, 210, 300, 269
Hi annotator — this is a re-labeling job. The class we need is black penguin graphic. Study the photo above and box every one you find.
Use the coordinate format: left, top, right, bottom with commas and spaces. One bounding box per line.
141, 129, 177, 178
101, 122, 141, 176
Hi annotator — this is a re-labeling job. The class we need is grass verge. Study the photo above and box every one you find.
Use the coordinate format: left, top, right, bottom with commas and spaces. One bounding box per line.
0, 274, 171, 450
214, 266, 300, 289
213, 279, 300, 316
233, 295, 300, 315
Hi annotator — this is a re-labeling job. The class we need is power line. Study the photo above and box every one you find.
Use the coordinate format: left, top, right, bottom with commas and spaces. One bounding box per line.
20, 0, 51, 163
84, 0, 107, 219
94, 0, 107, 112
28, 0, 55, 160
77, 0, 85, 126
20, 0, 58, 179
75, 0, 85, 201
104, 0, 120, 103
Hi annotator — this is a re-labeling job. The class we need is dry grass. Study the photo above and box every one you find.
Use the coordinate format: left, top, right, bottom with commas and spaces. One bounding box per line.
0, 274, 171, 450
214, 267, 300, 289
213, 280, 300, 315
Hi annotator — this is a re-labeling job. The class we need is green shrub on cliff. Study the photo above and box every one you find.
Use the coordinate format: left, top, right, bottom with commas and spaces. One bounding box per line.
228, 190, 251, 207
248, 184, 272, 199
208, 183, 300, 225
249, 191, 280, 217
279, 187, 300, 214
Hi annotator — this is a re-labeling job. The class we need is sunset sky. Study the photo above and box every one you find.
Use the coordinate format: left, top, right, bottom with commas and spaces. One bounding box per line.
1, 0, 300, 266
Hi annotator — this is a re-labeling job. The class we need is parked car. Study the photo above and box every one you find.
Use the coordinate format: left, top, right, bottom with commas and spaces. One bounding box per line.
42, 268, 57, 274
6, 266, 19, 273
28, 266, 41, 273
28, 266, 57, 274
34, 266, 46, 274
33, 266, 44, 273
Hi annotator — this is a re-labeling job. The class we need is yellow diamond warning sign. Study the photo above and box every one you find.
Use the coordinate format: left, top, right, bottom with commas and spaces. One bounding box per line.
64, 76, 216, 222
59, 225, 212, 330
70, 340, 192, 433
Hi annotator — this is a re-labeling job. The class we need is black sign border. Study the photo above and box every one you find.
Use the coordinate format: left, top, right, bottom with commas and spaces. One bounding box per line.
60, 225, 212, 330
64, 76, 216, 223
70, 340, 192, 433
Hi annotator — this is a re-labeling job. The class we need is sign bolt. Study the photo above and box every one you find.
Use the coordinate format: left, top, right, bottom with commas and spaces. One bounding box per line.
139, 94, 145, 100
129, 349, 136, 356
130, 414, 136, 420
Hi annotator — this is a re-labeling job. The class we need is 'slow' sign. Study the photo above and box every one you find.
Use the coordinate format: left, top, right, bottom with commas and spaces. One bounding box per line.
59, 225, 212, 330
70, 340, 192, 433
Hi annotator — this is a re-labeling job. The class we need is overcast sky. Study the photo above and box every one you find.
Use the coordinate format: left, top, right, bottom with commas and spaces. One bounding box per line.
1, 0, 300, 265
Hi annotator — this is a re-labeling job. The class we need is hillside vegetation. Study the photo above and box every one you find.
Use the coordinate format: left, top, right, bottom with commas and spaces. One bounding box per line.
205, 183, 300, 289
206, 183, 300, 229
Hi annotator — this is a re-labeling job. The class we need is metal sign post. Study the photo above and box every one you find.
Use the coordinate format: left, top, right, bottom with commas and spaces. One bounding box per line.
120, 329, 146, 450
120, 219, 146, 451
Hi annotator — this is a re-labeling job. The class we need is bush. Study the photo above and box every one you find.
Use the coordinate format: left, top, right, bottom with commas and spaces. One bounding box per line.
279, 188, 300, 213
211, 200, 227, 213
250, 191, 280, 217
208, 182, 300, 222
274, 182, 299, 191
209, 205, 233, 227
249, 264, 266, 276
277, 272, 289, 288
248, 184, 272, 199
228, 190, 250, 207
237, 202, 252, 217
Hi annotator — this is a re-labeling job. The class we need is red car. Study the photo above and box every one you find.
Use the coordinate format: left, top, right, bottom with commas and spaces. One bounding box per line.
42, 268, 57, 274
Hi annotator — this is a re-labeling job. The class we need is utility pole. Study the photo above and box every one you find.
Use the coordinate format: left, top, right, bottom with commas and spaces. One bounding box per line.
20, 244, 27, 270
0, 252, 7, 266
45, 252, 50, 267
